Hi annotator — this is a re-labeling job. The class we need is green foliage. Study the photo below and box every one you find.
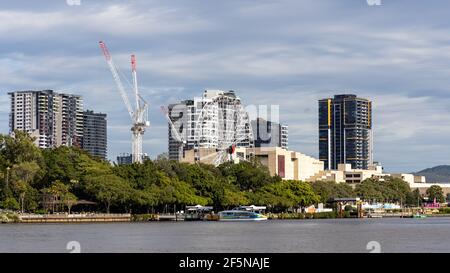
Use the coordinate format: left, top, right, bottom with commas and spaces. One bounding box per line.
309, 181, 355, 203
1, 197, 20, 210
268, 211, 338, 219
312, 211, 338, 219
132, 214, 159, 221
438, 207, 450, 214
82, 174, 133, 213
219, 161, 279, 191
344, 205, 354, 212
249, 180, 320, 211
426, 185, 446, 203
0, 130, 43, 167
355, 177, 412, 203
406, 188, 422, 207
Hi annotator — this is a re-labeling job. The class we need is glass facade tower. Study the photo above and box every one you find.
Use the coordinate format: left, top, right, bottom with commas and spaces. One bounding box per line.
319, 94, 373, 170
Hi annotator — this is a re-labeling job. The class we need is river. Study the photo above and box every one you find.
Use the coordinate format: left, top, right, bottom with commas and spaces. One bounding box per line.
1, 217, 450, 253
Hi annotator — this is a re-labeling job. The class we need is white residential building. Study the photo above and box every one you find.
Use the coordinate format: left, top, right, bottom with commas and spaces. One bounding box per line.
9, 90, 84, 149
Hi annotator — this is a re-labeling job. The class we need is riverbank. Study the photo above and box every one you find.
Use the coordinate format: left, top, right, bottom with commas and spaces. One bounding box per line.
0, 213, 131, 223
3, 211, 450, 224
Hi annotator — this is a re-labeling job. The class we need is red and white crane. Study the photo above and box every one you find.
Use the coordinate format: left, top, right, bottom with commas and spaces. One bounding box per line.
99, 41, 149, 164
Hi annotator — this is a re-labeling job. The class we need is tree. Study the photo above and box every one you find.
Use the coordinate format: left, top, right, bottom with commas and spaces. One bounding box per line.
64, 192, 78, 214
355, 179, 384, 202
426, 185, 445, 203
83, 174, 133, 213
1, 197, 20, 210
10, 162, 41, 187
156, 153, 169, 161
221, 188, 249, 208
0, 131, 42, 167
355, 177, 411, 203
219, 161, 278, 191
309, 181, 355, 203
9, 162, 41, 213
250, 180, 320, 211
407, 188, 422, 207
42, 181, 78, 213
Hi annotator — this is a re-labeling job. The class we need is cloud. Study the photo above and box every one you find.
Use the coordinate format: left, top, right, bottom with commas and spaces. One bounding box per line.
0, 0, 449, 172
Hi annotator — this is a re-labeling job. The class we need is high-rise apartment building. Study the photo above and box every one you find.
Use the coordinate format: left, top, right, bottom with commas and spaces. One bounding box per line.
251, 118, 288, 149
9, 90, 83, 149
82, 110, 107, 159
167, 90, 253, 161
318, 94, 373, 170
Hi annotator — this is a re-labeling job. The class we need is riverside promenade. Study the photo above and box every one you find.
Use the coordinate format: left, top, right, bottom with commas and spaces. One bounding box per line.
18, 213, 131, 223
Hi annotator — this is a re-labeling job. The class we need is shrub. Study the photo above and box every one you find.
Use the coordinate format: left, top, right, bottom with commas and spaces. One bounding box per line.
438, 207, 450, 214
313, 211, 337, 219
132, 214, 159, 221
34, 209, 48, 215
344, 205, 354, 212
1, 198, 20, 211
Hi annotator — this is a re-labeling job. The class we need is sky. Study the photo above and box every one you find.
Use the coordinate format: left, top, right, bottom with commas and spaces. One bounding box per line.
0, 0, 449, 173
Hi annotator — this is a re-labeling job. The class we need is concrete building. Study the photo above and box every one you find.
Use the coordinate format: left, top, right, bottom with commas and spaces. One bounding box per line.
167, 90, 253, 162
82, 110, 107, 159
117, 153, 149, 165
389, 174, 450, 195
307, 163, 385, 184
251, 118, 288, 149
306, 163, 450, 194
319, 94, 373, 170
9, 90, 83, 148
181, 147, 324, 181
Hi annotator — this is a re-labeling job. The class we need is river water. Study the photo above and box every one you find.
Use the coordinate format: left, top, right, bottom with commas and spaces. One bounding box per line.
1, 218, 450, 253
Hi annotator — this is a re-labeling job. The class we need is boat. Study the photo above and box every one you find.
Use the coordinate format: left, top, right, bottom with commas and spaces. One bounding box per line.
412, 213, 427, 219
184, 205, 214, 221
218, 210, 268, 221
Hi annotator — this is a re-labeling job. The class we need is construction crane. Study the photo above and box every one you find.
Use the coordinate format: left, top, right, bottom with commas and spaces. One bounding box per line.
99, 41, 150, 164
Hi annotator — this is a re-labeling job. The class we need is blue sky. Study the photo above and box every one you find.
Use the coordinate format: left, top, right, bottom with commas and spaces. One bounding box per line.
0, 0, 449, 173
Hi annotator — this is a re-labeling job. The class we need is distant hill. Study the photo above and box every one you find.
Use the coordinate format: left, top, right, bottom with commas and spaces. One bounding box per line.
415, 165, 450, 183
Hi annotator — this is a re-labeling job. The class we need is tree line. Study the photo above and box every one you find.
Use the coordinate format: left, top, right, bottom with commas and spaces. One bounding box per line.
0, 131, 446, 214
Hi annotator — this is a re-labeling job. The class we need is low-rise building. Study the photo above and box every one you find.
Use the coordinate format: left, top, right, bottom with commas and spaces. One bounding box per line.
307, 164, 450, 194
307, 163, 386, 184
181, 146, 324, 181
239, 147, 324, 181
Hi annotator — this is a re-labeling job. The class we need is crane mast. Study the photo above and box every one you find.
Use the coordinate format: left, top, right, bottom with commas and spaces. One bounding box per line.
99, 41, 149, 164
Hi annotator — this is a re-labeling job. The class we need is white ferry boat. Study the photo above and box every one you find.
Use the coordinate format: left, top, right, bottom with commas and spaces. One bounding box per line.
218, 206, 268, 221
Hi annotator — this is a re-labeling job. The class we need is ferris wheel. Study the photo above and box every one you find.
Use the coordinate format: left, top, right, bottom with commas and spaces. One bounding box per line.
193, 95, 253, 166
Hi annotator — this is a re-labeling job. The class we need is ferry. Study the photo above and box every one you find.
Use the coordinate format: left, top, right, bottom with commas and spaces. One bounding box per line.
218, 206, 268, 221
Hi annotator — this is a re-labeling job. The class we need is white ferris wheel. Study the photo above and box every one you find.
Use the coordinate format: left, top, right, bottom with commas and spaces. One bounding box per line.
192, 94, 253, 166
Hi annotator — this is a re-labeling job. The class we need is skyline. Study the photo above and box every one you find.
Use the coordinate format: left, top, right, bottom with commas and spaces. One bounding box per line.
1, 1, 450, 173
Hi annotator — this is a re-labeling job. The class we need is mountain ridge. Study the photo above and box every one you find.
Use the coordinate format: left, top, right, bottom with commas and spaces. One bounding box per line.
415, 165, 450, 183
